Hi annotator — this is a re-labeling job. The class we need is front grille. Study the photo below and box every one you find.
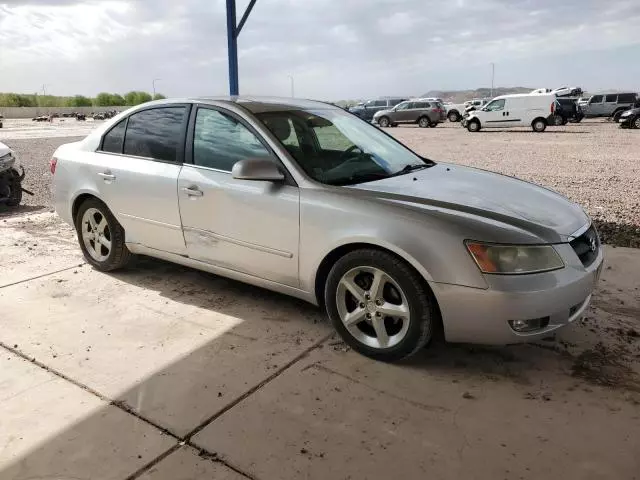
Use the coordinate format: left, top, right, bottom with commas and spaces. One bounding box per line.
570, 225, 599, 267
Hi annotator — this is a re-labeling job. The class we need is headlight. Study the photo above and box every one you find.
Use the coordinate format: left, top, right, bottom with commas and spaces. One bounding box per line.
0, 153, 15, 169
465, 241, 564, 274
621, 111, 631, 117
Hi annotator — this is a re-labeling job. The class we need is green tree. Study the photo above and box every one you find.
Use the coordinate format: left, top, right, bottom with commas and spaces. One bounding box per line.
124, 91, 153, 106
110, 94, 126, 106
66, 95, 93, 107
153, 93, 166, 100
95, 92, 114, 106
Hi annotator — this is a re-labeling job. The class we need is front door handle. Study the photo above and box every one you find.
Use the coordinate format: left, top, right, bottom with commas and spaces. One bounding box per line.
98, 172, 116, 181
181, 186, 203, 197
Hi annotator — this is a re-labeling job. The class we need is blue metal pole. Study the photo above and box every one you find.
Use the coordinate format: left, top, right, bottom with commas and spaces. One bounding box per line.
226, 0, 239, 96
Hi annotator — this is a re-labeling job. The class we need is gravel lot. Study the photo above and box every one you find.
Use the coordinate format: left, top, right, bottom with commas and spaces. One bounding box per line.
1, 117, 638, 246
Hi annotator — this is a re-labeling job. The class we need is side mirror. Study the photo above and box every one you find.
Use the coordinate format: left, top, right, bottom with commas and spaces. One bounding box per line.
232, 158, 284, 182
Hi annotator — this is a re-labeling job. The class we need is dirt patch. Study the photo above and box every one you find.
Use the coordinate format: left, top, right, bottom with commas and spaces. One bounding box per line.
571, 342, 640, 392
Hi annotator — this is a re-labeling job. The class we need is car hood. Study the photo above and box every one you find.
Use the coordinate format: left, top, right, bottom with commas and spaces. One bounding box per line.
0, 142, 12, 157
350, 163, 588, 242
374, 108, 393, 117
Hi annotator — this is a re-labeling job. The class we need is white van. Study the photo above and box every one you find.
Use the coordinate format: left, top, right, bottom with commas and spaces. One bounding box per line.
464, 93, 556, 132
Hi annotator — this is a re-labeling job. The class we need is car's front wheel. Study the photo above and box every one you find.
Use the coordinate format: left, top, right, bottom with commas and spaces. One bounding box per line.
325, 249, 437, 362
75, 197, 131, 271
633, 116, 640, 129
467, 119, 480, 132
448, 111, 460, 122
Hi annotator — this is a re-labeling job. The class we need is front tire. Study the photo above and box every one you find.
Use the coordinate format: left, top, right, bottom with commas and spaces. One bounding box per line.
75, 198, 131, 271
4, 170, 23, 207
448, 111, 460, 122
378, 116, 390, 128
467, 119, 480, 132
324, 249, 437, 362
633, 116, 640, 129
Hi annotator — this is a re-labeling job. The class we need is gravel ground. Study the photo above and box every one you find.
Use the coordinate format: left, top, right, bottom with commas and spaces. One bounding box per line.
1, 117, 638, 246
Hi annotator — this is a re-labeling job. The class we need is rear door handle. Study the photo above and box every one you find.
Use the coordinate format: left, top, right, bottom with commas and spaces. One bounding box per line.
181, 186, 203, 197
98, 172, 116, 181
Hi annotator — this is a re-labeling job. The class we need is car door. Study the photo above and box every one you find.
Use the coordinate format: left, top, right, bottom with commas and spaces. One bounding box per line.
390, 101, 412, 123
177, 105, 300, 287
587, 95, 604, 116
92, 105, 189, 254
603, 94, 618, 116
480, 98, 507, 126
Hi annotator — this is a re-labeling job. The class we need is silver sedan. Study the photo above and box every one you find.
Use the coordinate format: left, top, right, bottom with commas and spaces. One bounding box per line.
51, 97, 603, 361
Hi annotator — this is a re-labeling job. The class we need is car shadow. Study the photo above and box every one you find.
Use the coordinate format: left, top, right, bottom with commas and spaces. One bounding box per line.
0, 204, 47, 218
2, 254, 638, 479
479, 130, 590, 134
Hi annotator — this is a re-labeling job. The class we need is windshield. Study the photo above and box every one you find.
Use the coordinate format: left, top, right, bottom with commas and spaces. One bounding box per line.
256, 108, 433, 186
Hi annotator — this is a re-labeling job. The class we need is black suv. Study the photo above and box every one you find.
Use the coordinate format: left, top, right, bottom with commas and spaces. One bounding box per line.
349, 98, 407, 121
549, 98, 584, 125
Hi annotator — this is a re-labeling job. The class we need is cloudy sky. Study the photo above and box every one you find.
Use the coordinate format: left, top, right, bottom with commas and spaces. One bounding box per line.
1, 0, 639, 100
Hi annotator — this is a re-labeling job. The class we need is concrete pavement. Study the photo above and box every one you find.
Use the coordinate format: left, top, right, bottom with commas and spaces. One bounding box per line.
1, 213, 639, 480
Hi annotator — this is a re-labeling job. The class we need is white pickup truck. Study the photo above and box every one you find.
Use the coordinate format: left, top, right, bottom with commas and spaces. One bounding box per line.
444, 99, 490, 122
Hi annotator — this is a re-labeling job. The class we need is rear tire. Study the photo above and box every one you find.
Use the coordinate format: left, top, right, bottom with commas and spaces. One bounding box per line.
75, 197, 131, 272
324, 249, 437, 362
418, 116, 430, 128
532, 118, 547, 132
467, 119, 480, 132
448, 111, 460, 122
378, 116, 390, 128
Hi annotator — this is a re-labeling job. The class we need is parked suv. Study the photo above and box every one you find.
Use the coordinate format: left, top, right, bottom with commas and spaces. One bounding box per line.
582, 93, 638, 120
349, 98, 406, 121
549, 98, 584, 125
373, 99, 446, 128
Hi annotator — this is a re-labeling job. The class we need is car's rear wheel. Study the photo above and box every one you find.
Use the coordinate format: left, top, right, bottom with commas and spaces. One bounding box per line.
75, 198, 131, 271
325, 249, 437, 362
378, 116, 390, 128
467, 119, 480, 132
418, 116, 430, 128
448, 111, 460, 122
532, 118, 547, 132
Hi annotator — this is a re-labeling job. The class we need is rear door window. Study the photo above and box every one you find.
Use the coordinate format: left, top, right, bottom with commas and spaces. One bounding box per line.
123, 107, 187, 162
101, 119, 126, 154
604, 94, 618, 103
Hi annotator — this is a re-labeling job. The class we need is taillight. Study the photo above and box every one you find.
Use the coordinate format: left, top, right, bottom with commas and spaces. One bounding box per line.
551, 102, 555, 114
50, 157, 57, 175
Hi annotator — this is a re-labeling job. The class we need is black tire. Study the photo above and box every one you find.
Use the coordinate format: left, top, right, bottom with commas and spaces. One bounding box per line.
448, 111, 460, 122
418, 116, 431, 128
75, 197, 131, 271
467, 119, 480, 132
5, 171, 23, 207
324, 249, 437, 362
428, 121, 437, 128
390, 123, 398, 127
633, 116, 640, 129
561, 117, 568, 125
378, 116, 390, 128
532, 118, 547, 132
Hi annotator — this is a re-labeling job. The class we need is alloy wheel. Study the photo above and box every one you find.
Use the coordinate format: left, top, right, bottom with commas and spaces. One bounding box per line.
419, 117, 430, 128
634, 117, 640, 129
81, 207, 112, 262
335, 266, 410, 349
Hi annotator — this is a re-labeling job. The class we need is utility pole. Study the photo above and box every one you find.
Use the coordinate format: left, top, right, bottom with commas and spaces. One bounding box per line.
288, 75, 295, 97
490, 63, 495, 98
152, 78, 161, 98
226, 0, 259, 95
42, 84, 49, 96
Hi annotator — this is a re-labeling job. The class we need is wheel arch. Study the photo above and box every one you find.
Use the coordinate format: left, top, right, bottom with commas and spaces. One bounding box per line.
71, 191, 105, 223
313, 240, 435, 309
531, 116, 548, 126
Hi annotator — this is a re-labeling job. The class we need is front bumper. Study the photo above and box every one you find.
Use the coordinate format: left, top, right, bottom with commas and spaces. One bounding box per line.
431, 242, 604, 344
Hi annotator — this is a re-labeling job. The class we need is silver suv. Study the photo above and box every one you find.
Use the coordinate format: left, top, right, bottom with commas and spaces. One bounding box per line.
582, 93, 638, 120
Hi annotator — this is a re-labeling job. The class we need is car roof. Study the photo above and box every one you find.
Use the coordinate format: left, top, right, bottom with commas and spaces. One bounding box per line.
152, 96, 341, 113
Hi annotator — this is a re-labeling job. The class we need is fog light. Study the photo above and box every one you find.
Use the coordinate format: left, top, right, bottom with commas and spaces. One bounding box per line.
509, 317, 550, 333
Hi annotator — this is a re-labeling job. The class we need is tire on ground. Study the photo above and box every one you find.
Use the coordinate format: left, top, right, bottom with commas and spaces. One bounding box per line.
324, 249, 438, 362
74, 197, 131, 272
532, 118, 547, 132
